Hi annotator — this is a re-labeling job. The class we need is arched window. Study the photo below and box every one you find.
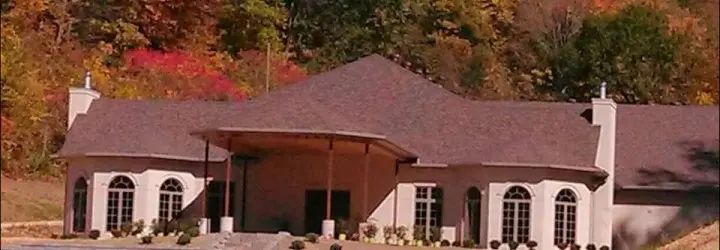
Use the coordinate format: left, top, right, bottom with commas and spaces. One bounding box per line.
106, 176, 135, 231
72, 177, 88, 232
554, 189, 577, 245
501, 186, 531, 243
158, 178, 184, 222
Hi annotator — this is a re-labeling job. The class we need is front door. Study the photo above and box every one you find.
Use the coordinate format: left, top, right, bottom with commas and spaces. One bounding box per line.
207, 181, 236, 233
304, 190, 351, 235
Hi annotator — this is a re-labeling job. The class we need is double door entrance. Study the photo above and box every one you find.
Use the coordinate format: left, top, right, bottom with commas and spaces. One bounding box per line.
304, 189, 351, 235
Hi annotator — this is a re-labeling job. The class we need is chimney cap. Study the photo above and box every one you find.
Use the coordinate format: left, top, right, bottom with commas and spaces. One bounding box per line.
84, 71, 92, 89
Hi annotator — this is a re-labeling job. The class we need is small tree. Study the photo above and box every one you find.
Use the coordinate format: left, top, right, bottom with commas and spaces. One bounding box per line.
489, 240, 501, 249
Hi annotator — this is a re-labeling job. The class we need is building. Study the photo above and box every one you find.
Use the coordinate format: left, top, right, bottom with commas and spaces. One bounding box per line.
54, 55, 719, 250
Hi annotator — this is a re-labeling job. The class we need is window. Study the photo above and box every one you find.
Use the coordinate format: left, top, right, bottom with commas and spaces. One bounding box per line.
72, 178, 88, 232
554, 189, 577, 245
501, 186, 531, 243
159, 178, 184, 222
414, 186, 443, 238
106, 176, 135, 231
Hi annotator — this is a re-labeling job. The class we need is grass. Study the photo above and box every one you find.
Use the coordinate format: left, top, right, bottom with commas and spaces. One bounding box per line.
656, 221, 719, 250
0, 177, 65, 222
1, 224, 63, 238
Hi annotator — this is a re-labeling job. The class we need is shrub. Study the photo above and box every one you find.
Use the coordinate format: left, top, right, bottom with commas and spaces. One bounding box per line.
570, 243, 581, 250
599, 246, 609, 250
586, 244, 597, 250
329, 243, 343, 250
527, 240, 538, 249
383, 225, 395, 241
290, 240, 306, 249
176, 233, 192, 245
462, 239, 474, 248
305, 233, 319, 243
120, 222, 133, 236
557, 243, 569, 249
396, 226, 408, 241
131, 219, 145, 236
88, 230, 101, 240
412, 225, 425, 241
440, 239, 451, 246
508, 241, 519, 250
140, 235, 153, 244
150, 219, 163, 236
336, 219, 349, 235
489, 240, 501, 249
452, 240, 461, 247
429, 226, 442, 242
111, 230, 123, 238
364, 223, 379, 239
167, 220, 180, 235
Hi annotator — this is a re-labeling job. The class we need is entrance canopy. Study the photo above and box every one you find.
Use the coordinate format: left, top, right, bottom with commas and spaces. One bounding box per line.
190, 127, 418, 160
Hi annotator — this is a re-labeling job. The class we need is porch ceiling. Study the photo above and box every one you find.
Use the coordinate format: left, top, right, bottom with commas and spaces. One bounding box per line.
190, 127, 418, 160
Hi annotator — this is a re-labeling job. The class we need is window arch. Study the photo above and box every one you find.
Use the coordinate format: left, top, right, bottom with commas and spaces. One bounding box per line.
158, 178, 184, 222
554, 189, 577, 245
106, 176, 135, 231
72, 177, 88, 232
501, 186, 531, 243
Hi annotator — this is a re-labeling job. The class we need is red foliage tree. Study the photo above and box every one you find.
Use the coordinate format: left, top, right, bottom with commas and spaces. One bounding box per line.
122, 49, 245, 100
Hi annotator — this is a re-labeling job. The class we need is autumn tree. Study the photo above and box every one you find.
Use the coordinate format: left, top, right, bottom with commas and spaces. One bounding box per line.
73, 0, 221, 53
549, 4, 682, 104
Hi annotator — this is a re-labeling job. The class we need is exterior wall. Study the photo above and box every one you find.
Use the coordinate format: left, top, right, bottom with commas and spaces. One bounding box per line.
63, 157, 229, 233
612, 189, 720, 250
397, 165, 596, 248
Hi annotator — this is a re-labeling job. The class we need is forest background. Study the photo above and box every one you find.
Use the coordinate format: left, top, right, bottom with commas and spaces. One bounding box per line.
1, 0, 718, 179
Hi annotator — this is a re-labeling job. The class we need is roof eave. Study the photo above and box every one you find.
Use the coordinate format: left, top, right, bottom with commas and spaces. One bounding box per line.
190, 127, 418, 161
51, 152, 226, 162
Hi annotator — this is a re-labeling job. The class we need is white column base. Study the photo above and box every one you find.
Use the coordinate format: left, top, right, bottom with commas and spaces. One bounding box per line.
322, 219, 335, 239
220, 217, 234, 233
199, 218, 210, 235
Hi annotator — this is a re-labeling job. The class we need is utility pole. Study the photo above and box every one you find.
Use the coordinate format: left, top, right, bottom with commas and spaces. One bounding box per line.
265, 42, 271, 94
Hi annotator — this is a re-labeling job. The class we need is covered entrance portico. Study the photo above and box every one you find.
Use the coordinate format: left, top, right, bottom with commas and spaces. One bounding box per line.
191, 127, 417, 237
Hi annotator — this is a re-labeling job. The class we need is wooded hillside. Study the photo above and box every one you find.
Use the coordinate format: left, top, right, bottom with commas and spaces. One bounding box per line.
1, 0, 718, 179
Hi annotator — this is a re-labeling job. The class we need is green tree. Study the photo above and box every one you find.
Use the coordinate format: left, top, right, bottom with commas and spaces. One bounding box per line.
549, 4, 682, 104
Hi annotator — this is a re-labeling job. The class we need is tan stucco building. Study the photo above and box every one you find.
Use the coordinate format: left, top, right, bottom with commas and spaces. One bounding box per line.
55, 55, 719, 250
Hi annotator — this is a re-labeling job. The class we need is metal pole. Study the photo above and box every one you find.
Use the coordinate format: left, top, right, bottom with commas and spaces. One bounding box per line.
265, 42, 271, 94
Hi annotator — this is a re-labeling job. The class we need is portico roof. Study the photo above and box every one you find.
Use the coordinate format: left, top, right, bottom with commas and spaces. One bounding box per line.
190, 127, 418, 161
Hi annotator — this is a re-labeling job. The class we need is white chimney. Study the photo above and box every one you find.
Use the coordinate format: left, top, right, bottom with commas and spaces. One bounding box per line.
590, 81, 617, 248
68, 71, 101, 129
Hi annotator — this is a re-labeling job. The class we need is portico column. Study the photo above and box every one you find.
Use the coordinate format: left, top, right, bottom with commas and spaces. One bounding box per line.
322, 139, 335, 239
363, 143, 370, 219
200, 140, 210, 235
220, 137, 234, 233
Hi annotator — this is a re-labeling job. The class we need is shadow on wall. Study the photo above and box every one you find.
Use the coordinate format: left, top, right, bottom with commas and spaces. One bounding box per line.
613, 140, 720, 250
